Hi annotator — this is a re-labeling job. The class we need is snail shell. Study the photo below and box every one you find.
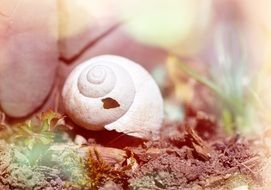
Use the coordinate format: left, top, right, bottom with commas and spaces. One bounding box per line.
62, 55, 163, 139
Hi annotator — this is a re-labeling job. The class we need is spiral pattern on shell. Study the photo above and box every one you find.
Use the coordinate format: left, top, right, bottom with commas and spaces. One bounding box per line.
78, 65, 116, 98
62, 55, 163, 139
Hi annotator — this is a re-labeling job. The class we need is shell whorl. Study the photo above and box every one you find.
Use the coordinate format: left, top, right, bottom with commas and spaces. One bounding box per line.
78, 64, 116, 98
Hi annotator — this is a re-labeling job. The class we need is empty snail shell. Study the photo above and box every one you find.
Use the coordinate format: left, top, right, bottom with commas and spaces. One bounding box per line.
62, 55, 163, 139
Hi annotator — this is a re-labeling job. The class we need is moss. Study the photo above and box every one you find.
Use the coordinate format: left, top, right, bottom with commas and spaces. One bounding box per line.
0, 140, 63, 189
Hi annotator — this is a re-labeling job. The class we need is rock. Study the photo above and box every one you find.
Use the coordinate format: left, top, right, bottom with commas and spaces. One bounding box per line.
74, 135, 87, 145
0, 0, 58, 117
99, 181, 123, 190
58, 0, 121, 62
232, 185, 249, 190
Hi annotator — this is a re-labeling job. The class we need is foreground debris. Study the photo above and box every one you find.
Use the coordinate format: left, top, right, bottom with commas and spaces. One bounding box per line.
0, 111, 263, 189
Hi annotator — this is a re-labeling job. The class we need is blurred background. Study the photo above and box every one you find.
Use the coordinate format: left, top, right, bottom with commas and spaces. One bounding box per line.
0, 0, 271, 135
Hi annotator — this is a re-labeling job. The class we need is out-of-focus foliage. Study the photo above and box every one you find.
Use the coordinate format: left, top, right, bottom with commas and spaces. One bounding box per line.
171, 54, 253, 134
210, 22, 253, 134
119, 0, 212, 56
170, 19, 257, 134
166, 58, 195, 104
152, 63, 185, 122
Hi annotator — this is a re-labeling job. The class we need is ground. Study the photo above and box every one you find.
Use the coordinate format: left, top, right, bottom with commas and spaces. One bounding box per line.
0, 109, 264, 190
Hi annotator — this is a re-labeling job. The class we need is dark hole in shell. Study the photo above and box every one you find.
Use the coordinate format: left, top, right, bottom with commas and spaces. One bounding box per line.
102, 97, 120, 109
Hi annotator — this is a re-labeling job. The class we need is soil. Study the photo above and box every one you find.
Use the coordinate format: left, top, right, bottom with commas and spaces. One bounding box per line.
0, 110, 263, 190
126, 111, 261, 190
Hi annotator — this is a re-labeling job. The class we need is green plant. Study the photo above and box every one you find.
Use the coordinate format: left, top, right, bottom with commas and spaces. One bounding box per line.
12, 110, 65, 166
169, 54, 255, 134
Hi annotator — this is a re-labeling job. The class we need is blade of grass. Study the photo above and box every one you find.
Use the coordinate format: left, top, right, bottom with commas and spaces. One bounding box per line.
168, 54, 229, 103
168, 54, 249, 133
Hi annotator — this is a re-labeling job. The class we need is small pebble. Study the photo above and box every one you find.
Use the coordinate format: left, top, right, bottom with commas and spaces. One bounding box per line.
232, 185, 248, 190
74, 135, 87, 145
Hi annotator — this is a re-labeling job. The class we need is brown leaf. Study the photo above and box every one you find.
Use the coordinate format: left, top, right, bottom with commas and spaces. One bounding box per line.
184, 119, 212, 160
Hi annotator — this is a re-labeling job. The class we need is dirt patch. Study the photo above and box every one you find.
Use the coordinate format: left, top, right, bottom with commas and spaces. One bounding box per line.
86, 110, 262, 189
126, 115, 260, 190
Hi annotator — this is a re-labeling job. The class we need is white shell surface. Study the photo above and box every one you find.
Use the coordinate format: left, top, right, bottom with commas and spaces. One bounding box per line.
62, 55, 163, 139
